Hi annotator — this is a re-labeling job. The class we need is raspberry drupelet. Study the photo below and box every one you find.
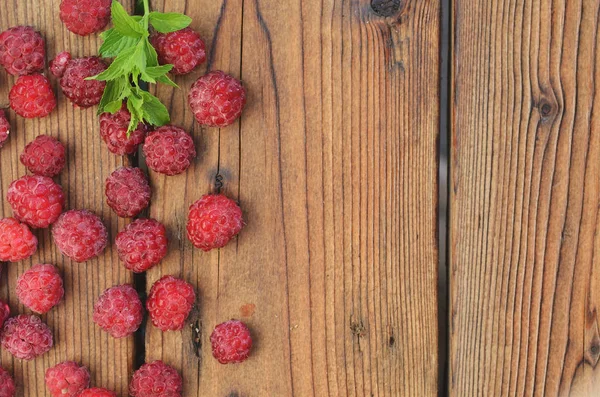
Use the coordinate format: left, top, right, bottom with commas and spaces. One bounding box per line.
188, 70, 246, 127
9, 74, 56, 118
143, 125, 196, 175
0, 217, 37, 262
93, 284, 143, 338
0, 26, 45, 76
116, 218, 168, 273
20, 135, 66, 177
147, 275, 196, 331
16, 264, 64, 314
105, 167, 152, 218
129, 360, 183, 397
52, 210, 108, 262
50, 52, 107, 108
187, 194, 243, 251
7, 175, 65, 228
0, 110, 9, 148
59, 0, 112, 36
0, 366, 15, 397
1, 314, 53, 360
210, 319, 253, 364
151, 27, 206, 75
99, 104, 148, 155
45, 361, 90, 397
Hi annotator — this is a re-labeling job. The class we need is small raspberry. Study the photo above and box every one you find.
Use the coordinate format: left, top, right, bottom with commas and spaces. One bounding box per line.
54, 55, 107, 108
7, 175, 65, 228
116, 219, 168, 273
147, 276, 196, 331
105, 167, 151, 218
0, 218, 37, 262
16, 264, 64, 314
99, 104, 148, 155
93, 284, 143, 338
0, 300, 9, 328
186, 194, 243, 251
129, 360, 182, 397
0, 110, 9, 148
0, 26, 45, 76
142, 125, 196, 175
1, 314, 53, 360
0, 367, 15, 397
20, 135, 66, 177
49, 51, 71, 78
52, 210, 108, 262
188, 71, 246, 127
210, 320, 252, 364
59, 0, 111, 36
9, 74, 56, 118
77, 388, 117, 397
45, 361, 90, 397
151, 28, 206, 75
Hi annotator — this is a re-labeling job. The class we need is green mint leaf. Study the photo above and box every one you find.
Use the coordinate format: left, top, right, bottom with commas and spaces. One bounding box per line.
97, 77, 129, 114
126, 91, 144, 133
144, 64, 173, 78
91, 45, 137, 81
104, 100, 123, 113
99, 28, 139, 58
148, 12, 192, 33
140, 91, 170, 126
143, 41, 159, 67
156, 74, 178, 88
112, 1, 146, 37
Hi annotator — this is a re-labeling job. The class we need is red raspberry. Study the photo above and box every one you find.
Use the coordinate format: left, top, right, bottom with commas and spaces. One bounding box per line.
49, 51, 71, 78
7, 175, 65, 228
20, 135, 66, 177
93, 285, 143, 338
52, 210, 108, 262
186, 194, 243, 251
116, 219, 168, 273
53, 55, 107, 108
0, 367, 15, 397
45, 361, 90, 397
16, 264, 64, 314
0, 218, 37, 262
105, 167, 151, 218
77, 388, 117, 397
99, 104, 148, 155
188, 71, 246, 127
1, 314, 53, 360
0, 26, 45, 76
210, 320, 252, 364
151, 28, 206, 75
147, 276, 196, 331
0, 109, 9, 148
59, 0, 111, 36
9, 74, 56, 118
0, 300, 9, 329
142, 125, 196, 175
129, 360, 182, 397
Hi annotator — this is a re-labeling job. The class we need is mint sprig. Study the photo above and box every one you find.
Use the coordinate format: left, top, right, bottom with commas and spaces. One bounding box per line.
90, 0, 191, 134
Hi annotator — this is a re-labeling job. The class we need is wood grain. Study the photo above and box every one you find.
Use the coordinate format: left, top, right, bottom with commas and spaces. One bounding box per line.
450, 0, 600, 395
0, 1, 135, 396
145, 0, 440, 395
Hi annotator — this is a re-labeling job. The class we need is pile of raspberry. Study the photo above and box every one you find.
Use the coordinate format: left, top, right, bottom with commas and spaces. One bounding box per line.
0, 4, 255, 397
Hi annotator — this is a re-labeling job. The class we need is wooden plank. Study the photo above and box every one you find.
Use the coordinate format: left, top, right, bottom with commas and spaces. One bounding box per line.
450, 0, 600, 395
0, 1, 135, 395
146, 0, 440, 395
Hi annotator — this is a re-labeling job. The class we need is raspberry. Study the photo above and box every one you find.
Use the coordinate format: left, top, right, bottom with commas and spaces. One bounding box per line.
59, 0, 111, 36
45, 361, 90, 397
0, 300, 9, 328
49, 51, 71, 78
77, 388, 117, 397
93, 285, 143, 338
16, 264, 64, 314
0, 110, 9, 148
147, 276, 196, 331
53, 55, 107, 108
116, 219, 168, 273
7, 175, 65, 228
0, 367, 15, 397
142, 125, 196, 175
20, 135, 66, 177
1, 314, 53, 360
151, 28, 206, 75
129, 360, 182, 397
188, 71, 246, 127
210, 320, 252, 364
99, 104, 148, 155
52, 210, 108, 262
105, 167, 151, 218
9, 74, 56, 118
186, 194, 243, 251
0, 26, 45, 76
0, 218, 37, 262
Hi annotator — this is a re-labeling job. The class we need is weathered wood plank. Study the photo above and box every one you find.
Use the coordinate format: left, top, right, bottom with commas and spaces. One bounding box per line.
450, 0, 600, 395
146, 0, 440, 395
0, 1, 135, 395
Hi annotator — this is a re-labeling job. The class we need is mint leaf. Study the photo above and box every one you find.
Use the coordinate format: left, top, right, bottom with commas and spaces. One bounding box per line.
148, 12, 191, 33
112, 1, 146, 37
144, 65, 173, 78
98, 76, 129, 114
156, 74, 178, 88
144, 41, 159, 67
140, 91, 170, 126
92, 45, 137, 81
99, 28, 139, 58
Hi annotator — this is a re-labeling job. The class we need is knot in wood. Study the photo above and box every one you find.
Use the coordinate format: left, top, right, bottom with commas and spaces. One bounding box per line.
371, 0, 402, 17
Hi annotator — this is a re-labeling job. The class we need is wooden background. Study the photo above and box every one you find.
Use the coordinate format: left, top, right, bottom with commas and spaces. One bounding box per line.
0, 0, 440, 396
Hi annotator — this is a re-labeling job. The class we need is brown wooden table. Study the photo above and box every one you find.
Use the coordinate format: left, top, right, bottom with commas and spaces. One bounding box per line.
1, 0, 598, 395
